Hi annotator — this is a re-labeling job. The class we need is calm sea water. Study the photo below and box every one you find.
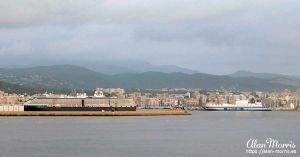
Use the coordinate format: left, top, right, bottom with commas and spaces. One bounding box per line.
0, 112, 299, 157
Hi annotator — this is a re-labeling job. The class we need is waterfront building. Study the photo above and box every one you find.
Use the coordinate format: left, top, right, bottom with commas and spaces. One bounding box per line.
0, 91, 25, 105
96, 88, 125, 96
184, 98, 201, 107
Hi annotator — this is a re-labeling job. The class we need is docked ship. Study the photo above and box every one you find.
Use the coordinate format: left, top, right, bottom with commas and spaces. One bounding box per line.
24, 97, 136, 111
203, 100, 271, 111
24, 90, 136, 111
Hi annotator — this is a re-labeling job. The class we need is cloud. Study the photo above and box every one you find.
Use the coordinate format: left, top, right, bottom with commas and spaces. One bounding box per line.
0, 0, 300, 75
0, 0, 275, 27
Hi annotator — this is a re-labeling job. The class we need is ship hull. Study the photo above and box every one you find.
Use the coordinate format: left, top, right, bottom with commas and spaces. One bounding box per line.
24, 106, 136, 111
203, 106, 271, 111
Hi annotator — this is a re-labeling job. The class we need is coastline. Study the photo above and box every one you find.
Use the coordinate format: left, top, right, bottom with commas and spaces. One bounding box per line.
0, 110, 191, 116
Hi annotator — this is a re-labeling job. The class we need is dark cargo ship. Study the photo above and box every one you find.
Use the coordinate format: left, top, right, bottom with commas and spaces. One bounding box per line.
25, 97, 137, 111
24, 105, 136, 111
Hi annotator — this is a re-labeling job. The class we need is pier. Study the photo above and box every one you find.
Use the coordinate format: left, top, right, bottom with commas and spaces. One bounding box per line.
0, 110, 191, 116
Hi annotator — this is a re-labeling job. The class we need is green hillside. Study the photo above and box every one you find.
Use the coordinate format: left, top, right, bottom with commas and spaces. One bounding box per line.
0, 65, 298, 91
0, 80, 72, 95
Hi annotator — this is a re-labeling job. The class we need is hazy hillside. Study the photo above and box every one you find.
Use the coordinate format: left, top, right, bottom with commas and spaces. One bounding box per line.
0, 59, 198, 74
229, 70, 300, 87
79, 60, 199, 74
0, 65, 298, 91
229, 70, 288, 79
0, 80, 72, 95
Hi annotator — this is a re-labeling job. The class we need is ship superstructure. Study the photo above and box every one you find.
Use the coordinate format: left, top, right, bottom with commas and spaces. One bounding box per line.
203, 100, 271, 111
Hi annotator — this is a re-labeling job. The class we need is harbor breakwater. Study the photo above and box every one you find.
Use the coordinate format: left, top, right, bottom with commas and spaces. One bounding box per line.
0, 110, 191, 116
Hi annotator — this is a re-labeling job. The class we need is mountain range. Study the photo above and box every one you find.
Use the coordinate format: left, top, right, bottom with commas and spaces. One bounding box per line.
229, 70, 299, 79
0, 59, 198, 74
0, 80, 73, 95
0, 65, 299, 91
229, 70, 300, 87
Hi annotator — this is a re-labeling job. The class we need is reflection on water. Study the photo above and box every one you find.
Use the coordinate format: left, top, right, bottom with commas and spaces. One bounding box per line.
0, 112, 299, 157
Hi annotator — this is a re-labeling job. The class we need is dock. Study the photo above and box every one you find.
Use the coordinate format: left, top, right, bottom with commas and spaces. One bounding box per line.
0, 110, 191, 116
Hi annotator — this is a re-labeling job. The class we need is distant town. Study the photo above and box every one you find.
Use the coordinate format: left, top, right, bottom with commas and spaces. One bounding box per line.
1, 87, 299, 111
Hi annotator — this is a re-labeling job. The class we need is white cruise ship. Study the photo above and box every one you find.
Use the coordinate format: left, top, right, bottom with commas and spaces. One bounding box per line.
203, 100, 271, 111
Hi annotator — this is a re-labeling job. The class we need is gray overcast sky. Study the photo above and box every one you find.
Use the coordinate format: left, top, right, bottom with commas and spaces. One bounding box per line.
0, 0, 299, 75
